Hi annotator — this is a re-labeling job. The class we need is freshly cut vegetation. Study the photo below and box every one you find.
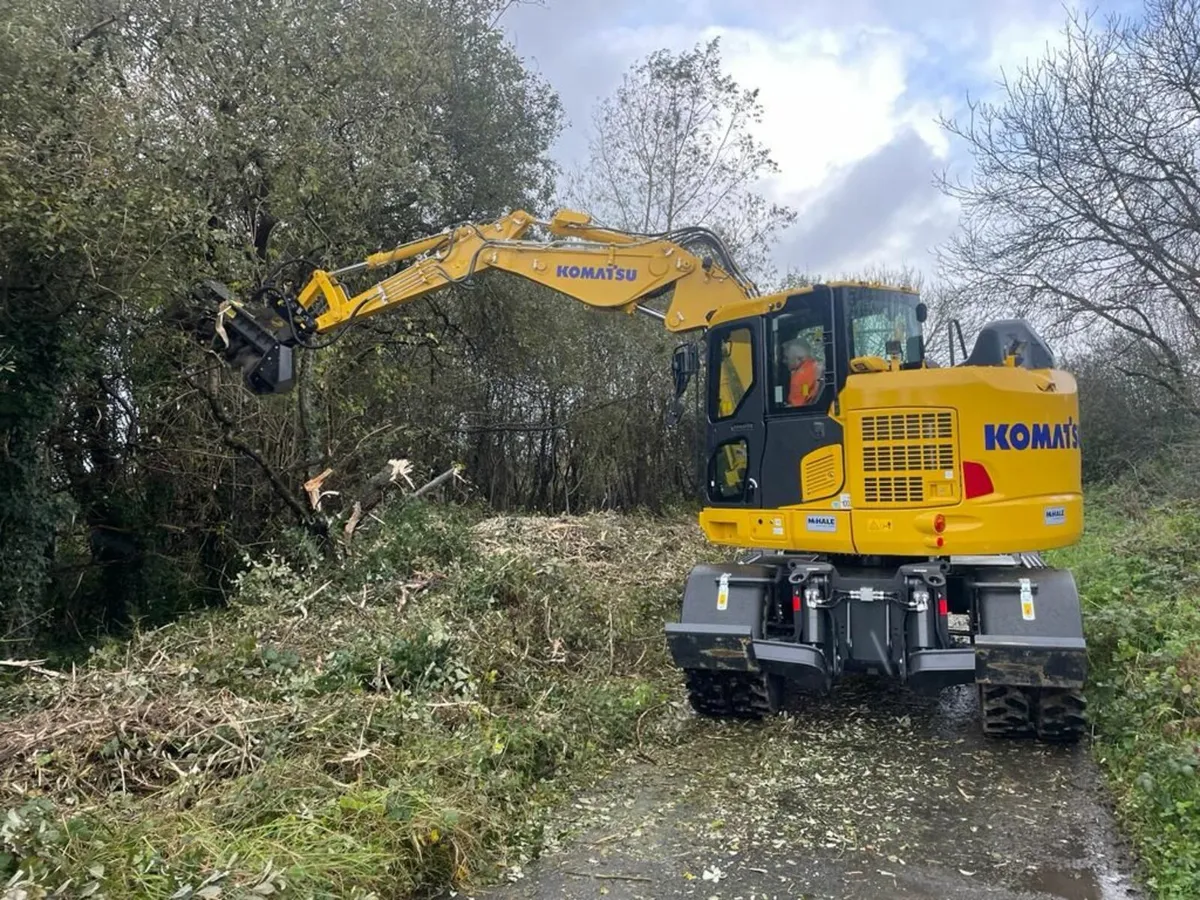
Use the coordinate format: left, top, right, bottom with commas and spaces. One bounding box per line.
0, 504, 713, 899
7, 489, 1200, 899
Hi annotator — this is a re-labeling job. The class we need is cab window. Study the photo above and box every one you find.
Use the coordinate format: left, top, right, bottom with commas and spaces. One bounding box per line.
711, 326, 754, 421
710, 438, 749, 501
769, 297, 832, 412
848, 288, 922, 364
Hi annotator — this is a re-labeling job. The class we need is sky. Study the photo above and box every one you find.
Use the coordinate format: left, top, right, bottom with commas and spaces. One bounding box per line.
499, 0, 1141, 281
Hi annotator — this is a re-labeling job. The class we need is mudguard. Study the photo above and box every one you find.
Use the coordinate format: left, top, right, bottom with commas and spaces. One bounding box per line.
972, 567, 1087, 688
665, 563, 771, 672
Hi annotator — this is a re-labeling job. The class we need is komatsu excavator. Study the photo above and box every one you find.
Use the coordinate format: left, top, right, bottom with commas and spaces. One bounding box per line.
202, 207, 1088, 743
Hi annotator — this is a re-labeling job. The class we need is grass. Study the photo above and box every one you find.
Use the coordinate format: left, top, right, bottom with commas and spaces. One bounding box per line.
8, 489, 1200, 898
0, 502, 714, 899
1051, 488, 1200, 899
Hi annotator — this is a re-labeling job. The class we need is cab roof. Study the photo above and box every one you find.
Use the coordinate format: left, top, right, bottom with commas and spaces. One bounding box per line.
707, 281, 919, 329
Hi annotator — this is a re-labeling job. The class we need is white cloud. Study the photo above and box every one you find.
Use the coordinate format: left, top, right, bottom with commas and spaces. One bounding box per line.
567, 17, 928, 191
501, 0, 1134, 278
979, 18, 1066, 85
717, 25, 917, 195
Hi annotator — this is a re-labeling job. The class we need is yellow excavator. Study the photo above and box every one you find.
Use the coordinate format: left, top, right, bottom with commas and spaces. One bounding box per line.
203, 207, 1088, 742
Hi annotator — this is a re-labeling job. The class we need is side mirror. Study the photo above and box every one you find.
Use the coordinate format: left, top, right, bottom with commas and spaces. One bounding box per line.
916, 301, 928, 324
668, 342, 700, 426
671, 342, 699, 396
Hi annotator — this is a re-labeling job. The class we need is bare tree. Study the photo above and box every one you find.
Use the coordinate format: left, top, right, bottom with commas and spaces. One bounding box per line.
571, 38, 795, 281
937, 0, 1200, 412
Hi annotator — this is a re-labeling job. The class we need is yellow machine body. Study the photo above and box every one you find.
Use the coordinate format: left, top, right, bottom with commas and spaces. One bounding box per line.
700, 365, 1083, 556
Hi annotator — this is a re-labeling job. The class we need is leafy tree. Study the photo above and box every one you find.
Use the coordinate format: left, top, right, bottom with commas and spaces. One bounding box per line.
0, 0, 201, 643
0, 0, 563, 650
1067, 337, 1196, 483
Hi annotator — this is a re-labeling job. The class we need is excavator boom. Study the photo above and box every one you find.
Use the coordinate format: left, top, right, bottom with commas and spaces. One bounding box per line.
211, 208, 755, 394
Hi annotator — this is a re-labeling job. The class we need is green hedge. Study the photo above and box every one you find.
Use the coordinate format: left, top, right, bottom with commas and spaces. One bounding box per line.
1052, 491, 1200, 898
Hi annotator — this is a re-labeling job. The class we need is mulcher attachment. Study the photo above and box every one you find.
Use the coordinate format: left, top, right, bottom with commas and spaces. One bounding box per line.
182, 280, 296, 395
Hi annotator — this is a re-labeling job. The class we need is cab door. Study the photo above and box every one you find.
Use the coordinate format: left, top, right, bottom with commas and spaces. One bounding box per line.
704, 318, 765, 508
760, 286, 846, 508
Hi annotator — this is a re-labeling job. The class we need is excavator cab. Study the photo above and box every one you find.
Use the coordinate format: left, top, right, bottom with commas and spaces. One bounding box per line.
701, 283, 927, 513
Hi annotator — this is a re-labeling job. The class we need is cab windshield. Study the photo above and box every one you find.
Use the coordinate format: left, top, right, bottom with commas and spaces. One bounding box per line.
847, 288, 923, 365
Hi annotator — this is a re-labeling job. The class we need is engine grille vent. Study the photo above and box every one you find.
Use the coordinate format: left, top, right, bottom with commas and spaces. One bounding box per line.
861, 411, 953, 442
864, 476, 924, 504
862, 444, 955, 472
858, 411, 957, 507
803, 453, 839, 497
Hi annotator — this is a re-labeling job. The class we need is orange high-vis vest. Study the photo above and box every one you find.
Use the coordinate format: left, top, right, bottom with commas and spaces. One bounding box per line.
788, 359, 820, 406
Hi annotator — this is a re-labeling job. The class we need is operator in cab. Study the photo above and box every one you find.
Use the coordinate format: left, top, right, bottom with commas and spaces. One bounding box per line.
784, 337, 823, 406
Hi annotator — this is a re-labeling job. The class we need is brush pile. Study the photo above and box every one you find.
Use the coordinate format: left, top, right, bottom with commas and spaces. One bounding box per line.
0, 504, 710, 899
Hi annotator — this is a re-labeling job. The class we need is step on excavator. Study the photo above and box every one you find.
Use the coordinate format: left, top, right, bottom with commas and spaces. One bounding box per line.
198, 208, 1088, 743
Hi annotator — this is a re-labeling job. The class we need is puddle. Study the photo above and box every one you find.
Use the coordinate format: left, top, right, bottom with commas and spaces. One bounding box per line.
1021, 867, 1101, 900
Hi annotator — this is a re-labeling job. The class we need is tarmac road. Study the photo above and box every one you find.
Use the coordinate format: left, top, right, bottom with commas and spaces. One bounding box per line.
473, 679, 1142, 900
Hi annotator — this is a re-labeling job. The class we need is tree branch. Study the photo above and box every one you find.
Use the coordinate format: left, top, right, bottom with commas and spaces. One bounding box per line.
194, 367, 314, 527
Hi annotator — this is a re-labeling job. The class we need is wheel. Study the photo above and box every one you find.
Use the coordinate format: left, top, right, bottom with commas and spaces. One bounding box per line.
979, 684, 1035, 738
979, 685, 1088, 743
683, 669, 782, 719
1035, 688, 1087, 743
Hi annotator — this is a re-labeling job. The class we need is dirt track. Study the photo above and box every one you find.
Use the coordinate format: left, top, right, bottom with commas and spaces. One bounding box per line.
474, 680, 1141, 900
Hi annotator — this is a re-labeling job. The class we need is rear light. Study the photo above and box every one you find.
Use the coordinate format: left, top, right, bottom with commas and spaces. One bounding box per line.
933, 514, 946, 533
937, 596, 949, 616
792, 592, 802, 613
963, 461, 995, 499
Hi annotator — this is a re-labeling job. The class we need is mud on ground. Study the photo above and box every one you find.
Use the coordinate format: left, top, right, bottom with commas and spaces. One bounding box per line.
472, 679, 1142, 900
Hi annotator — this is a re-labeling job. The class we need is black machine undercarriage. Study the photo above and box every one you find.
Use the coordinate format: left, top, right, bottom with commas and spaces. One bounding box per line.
665, 553, 1088, 743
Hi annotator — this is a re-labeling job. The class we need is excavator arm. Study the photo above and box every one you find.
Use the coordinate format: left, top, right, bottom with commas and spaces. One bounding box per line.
209, 208, 757, 394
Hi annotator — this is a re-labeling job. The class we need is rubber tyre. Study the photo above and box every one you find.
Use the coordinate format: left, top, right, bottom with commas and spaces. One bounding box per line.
979, 684, 1035, 738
